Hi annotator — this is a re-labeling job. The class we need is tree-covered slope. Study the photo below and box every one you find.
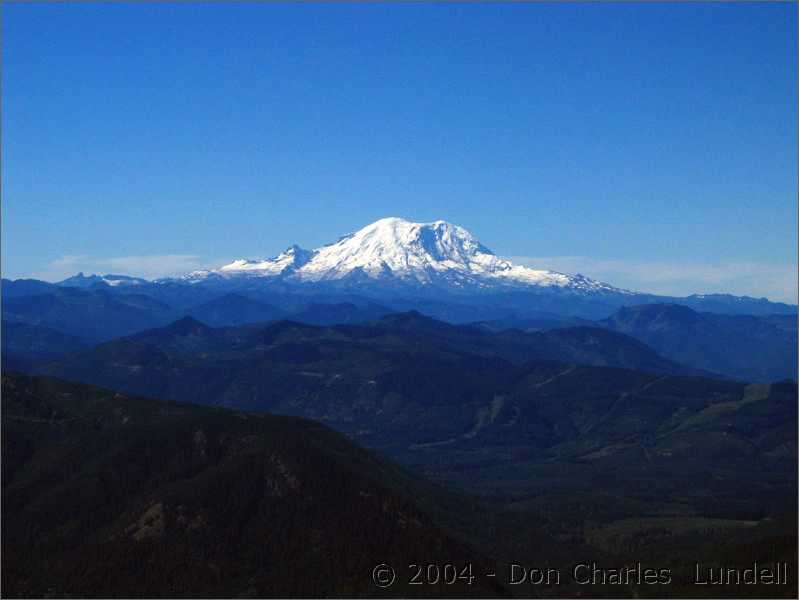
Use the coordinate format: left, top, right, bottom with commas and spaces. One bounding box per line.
2, 372, 504, 598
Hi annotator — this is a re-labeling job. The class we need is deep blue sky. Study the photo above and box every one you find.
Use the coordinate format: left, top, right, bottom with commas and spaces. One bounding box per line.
2, 2, 796, 300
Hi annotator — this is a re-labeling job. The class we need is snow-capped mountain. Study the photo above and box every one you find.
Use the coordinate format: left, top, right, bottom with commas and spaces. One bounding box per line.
219, 245, 313, 277
23, 217, 796, 320
182, 217, 629, 295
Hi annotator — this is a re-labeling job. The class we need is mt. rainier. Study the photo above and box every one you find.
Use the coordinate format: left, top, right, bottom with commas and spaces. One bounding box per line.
37, 217, 796, 319
186, 217, 627, 295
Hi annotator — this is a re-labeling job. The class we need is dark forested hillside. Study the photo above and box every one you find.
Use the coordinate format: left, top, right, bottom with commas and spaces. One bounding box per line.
4, 368, 796, 599
2, 372, 505, 598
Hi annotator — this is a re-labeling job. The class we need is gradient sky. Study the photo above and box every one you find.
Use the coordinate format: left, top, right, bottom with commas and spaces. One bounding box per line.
2, 2, 796, 301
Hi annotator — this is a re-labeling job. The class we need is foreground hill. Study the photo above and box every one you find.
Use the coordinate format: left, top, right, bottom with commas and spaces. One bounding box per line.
2, 372, 504, 598
5, 373, 796, 598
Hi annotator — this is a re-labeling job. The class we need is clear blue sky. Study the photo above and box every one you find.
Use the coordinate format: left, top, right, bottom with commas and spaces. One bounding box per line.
2, 2, 796, 301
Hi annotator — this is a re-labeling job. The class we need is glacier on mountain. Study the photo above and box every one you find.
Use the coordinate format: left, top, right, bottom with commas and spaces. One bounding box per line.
181, 217, 629, 294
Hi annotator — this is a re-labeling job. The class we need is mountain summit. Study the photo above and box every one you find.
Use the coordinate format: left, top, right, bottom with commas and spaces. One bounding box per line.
185, 217, 627, 294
